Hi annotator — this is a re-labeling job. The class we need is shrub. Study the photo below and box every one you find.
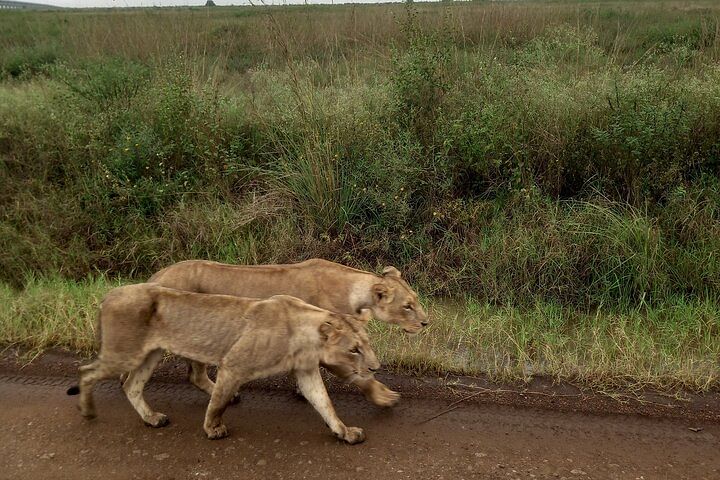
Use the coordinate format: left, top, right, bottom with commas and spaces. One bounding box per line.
0, 44, 59, 79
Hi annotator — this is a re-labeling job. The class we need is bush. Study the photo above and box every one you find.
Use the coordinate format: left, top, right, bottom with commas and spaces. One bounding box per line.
2, 3, 720, 315
0, 44, 59, 79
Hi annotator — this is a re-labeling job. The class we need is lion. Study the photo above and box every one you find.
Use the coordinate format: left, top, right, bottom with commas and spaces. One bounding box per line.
146, 258, 428, 407
68, 283, 376, 444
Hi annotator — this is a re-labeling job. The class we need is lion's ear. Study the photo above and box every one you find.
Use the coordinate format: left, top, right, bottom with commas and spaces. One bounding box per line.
319, 321, 339, 342
372, 283, 395, 304
382, 266, 402, 278
355, 308, 372, 323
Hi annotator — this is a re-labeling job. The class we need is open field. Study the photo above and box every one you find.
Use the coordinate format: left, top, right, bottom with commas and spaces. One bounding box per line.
2, 0, 720, 391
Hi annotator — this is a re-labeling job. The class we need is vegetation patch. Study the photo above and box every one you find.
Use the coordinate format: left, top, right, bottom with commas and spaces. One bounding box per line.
2, 1, 720, 391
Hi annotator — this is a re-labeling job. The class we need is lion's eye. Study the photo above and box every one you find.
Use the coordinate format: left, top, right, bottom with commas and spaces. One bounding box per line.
350, 346, 360, 354
404, 304, 413, 311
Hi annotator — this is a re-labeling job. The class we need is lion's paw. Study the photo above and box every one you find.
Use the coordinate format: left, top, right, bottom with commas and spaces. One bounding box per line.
205, 423, 229, 440
79, 404, 96, 420
368, 385, 400, 408
144, 413, 170, 428
339, 426, 365, 445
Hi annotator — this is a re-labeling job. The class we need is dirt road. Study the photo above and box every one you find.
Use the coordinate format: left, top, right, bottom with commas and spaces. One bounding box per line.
1, 363, 719, 480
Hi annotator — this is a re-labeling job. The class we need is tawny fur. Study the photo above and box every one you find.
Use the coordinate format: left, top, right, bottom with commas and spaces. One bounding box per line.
73, 284, 377, 444
146, 258, 428, 407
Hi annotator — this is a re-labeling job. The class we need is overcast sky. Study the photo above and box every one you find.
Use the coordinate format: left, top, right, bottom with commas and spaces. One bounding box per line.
19, 0, 401, 6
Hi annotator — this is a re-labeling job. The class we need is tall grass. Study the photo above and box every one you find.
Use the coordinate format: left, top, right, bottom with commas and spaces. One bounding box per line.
2, 4, 719, 296
2, 2, 719, 70
1, 1, 720, 388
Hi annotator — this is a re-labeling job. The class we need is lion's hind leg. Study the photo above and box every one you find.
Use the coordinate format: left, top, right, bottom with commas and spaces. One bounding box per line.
189, 360, 242, 404
123, 349, 168, 428
203, 367, 244, 440
189, 360, 215, 396
76, 360, 123, 419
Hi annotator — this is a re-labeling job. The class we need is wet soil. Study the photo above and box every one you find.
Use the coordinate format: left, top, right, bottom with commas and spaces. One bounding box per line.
1, 349, 719, 479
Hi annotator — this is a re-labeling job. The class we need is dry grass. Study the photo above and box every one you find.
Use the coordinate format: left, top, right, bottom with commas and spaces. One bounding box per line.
3, 1, 720, 72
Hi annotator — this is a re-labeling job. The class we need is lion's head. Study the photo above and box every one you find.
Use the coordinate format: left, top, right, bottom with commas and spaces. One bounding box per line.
368, 266, 428, 334
319, 310, 379, 382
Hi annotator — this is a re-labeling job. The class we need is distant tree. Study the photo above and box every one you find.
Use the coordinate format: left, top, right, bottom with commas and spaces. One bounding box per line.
205, 0, 216, 6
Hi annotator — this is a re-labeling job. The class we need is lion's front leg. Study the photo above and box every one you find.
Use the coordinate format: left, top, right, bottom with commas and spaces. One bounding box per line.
295, 367, 365, 444
323, 364, 400, 407
353, 377, 401, 408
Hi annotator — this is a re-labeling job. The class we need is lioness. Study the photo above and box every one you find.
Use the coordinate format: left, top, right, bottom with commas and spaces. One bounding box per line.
147, 258, 428, 407
69, 284, 375, 444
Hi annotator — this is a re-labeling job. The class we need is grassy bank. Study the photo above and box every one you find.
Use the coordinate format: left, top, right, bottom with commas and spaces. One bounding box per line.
1, 277, 718, 391
2, 1, 720, 390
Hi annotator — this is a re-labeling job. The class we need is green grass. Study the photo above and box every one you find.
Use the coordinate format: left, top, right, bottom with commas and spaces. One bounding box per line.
2, 1, 720, 390
373, 297, 720, 391
2, 277, 717, 392
0, 277, 121, 355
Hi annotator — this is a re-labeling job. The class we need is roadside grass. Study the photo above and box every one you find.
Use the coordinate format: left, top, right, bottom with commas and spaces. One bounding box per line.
2, 277, 718, 392
371, 297, 720, 392
0, 276, 122, 356
2, 1, 720, 392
